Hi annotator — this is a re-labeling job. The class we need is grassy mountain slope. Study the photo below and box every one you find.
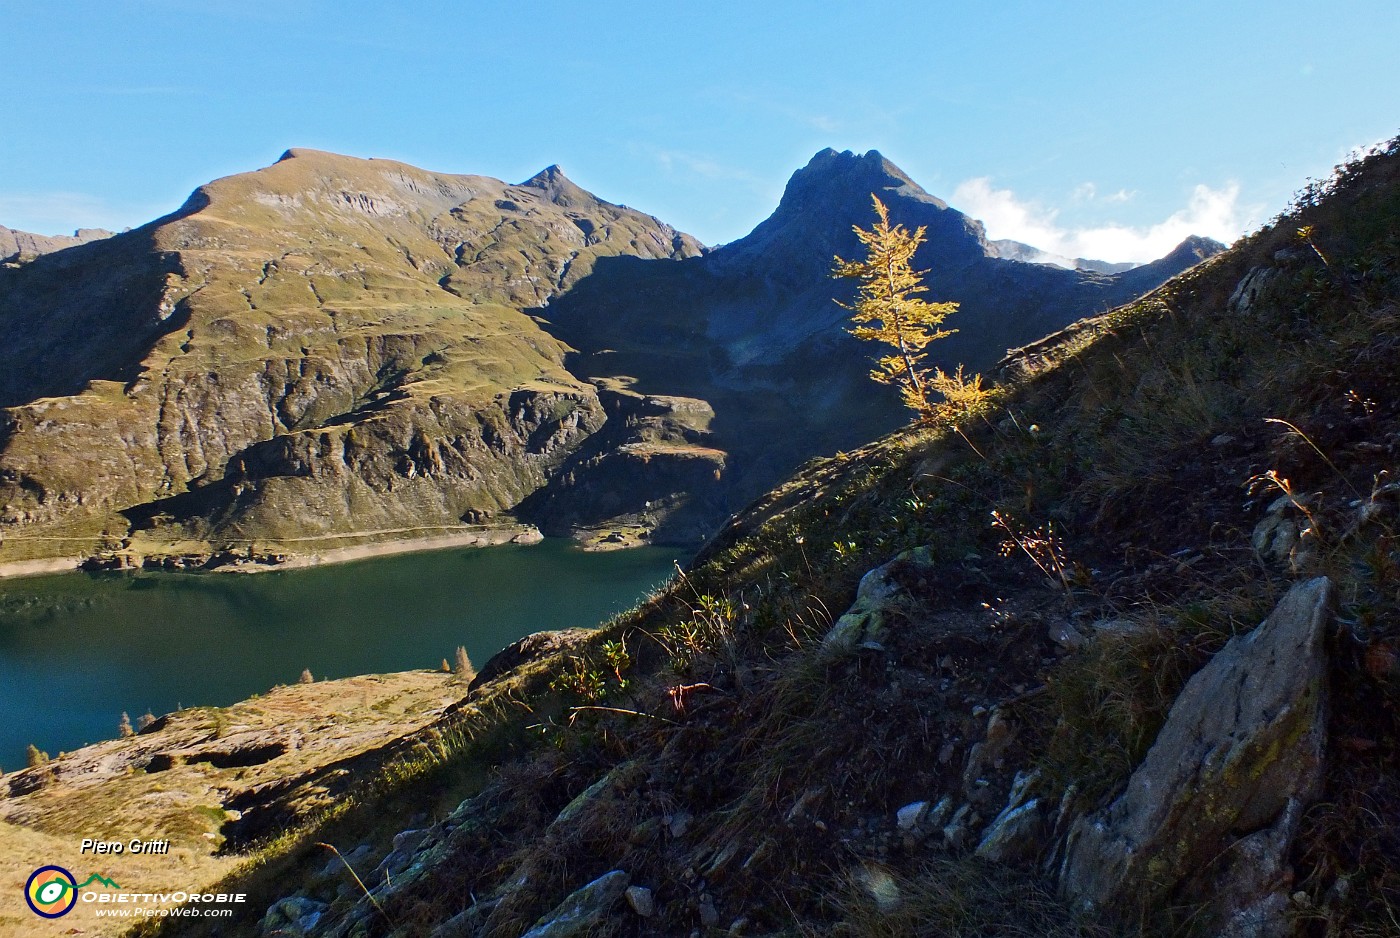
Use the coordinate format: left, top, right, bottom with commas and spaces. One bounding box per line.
0, 150, 701, 564
138, 138, 1400, 937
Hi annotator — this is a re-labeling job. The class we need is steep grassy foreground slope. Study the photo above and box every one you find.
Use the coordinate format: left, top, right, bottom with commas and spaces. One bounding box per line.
116, 139, 1400, 937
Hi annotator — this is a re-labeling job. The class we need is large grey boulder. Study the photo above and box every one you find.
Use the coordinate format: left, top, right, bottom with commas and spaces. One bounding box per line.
1060, 577, 1332, 930
821, 547, 933, 654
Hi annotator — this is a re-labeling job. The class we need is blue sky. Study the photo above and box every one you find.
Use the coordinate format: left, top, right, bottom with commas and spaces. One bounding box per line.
1, 1, 1395, 261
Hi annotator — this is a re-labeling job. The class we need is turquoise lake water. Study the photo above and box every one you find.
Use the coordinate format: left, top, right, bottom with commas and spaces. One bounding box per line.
0, 540, 680, 771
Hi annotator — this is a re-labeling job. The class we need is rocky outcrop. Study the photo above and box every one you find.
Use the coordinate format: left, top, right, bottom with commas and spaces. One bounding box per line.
518, 870, 629, 938
514, 380, 728, 545
1060, 577, 1333, 932
469, 628, 595, 690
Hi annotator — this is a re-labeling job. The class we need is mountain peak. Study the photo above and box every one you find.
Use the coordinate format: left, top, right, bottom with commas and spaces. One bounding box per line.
521, 164, 572, 190
275, 147, 339, 164
1156, 234, 1229, 267
519, 164, 592, 208
777, 148, 943, 215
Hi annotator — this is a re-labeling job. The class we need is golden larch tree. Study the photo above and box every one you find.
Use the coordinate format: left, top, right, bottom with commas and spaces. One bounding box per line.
833, 195, 960, 415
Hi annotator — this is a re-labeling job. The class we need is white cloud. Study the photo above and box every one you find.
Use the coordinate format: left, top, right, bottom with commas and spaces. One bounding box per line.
646, 147, 765, 187
951, 177, 1251, 264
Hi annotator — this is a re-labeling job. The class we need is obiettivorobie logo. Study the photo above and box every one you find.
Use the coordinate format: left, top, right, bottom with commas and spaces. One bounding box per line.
24, 866, 121, 918
22, 865, 248, 921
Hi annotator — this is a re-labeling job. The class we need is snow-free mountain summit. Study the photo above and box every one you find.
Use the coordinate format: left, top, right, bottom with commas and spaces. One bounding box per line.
0, 149, 1220, 569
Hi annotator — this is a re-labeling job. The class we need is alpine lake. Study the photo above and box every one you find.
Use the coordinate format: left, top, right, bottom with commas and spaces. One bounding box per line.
0, 540, 680, 771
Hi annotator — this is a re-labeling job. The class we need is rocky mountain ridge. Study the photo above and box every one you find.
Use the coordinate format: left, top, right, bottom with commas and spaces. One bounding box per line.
0, 224, 112, 264
0, 148, 1218, 569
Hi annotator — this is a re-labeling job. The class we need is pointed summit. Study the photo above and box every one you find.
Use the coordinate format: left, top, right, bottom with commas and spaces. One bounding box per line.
779, 149, 942, 214
523, 164, 567, 186
520, 164, 593, 208
715, 148, 977, 279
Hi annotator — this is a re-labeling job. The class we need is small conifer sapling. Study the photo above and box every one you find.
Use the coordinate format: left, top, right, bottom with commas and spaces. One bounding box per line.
454, 645, 476, 680
833, 195, 960, 417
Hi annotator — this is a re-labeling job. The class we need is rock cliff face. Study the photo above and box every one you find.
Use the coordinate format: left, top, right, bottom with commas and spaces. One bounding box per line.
0, 149, 1214, 566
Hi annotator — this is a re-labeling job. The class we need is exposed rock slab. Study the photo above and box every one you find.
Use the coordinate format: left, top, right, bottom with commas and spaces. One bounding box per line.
1060, 577, 1332, 926
519, 869, 629, 938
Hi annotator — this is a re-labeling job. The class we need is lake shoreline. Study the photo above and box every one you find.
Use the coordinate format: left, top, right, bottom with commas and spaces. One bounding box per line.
0, 524, 549, 581
214, 525, 546, 573
0, 538, 682, 774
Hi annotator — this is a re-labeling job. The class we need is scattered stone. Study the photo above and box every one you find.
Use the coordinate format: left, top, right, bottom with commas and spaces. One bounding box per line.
741, 838, 774, 872
785, 788, 821, 822
1215, 798, 1303, 938
259, 896, 326, 937
976, 772, 1044, 865
625, 885, 656, 918
1086, 618, 1153, 642
667, 810, 693, 838
895, 801, 929, 831
926, 796, 954, 831
1060, 578, 1332, 927
942, 804, 977, 849
318, 843, 372, 879
856, 864, 902, 913
520, 869, 630, 938
962, 710, 1014, 790
431, 899, 501, 938
373, 828, 428, 883
1047, 620, 1086, 650
703, 841, 742, 881
698, 893, 720, 927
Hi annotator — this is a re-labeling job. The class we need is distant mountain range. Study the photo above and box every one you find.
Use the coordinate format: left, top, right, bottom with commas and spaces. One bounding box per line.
987, 238, 1140, 273
0, 224, 112, 264
0, 148, 1223, 567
